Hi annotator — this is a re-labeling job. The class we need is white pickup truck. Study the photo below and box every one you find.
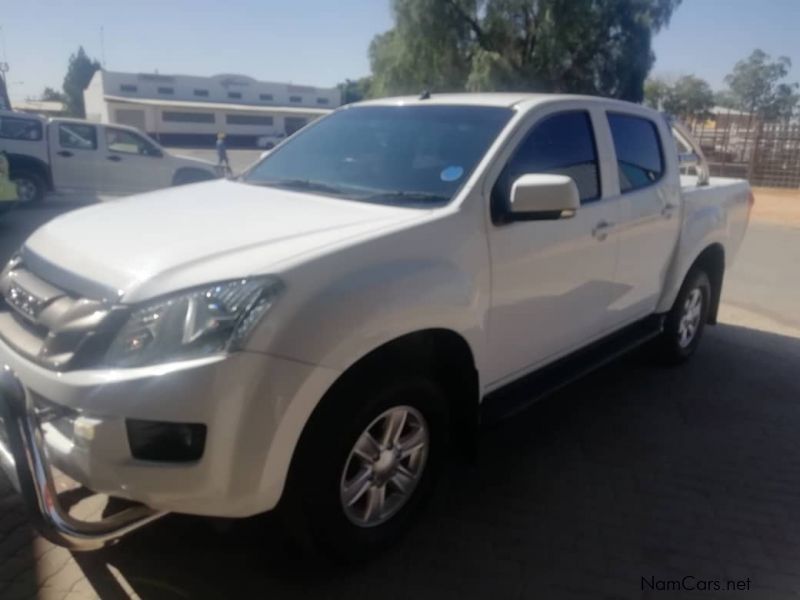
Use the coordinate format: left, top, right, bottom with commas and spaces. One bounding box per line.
0, 110, 218, 202
0, 93, 751, 559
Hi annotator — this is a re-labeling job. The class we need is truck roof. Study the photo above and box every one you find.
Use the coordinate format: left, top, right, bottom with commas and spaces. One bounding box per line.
352, 92, 655, 114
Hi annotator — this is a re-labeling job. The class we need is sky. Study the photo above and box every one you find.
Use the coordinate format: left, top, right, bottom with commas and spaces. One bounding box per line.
1, 0, 798, 102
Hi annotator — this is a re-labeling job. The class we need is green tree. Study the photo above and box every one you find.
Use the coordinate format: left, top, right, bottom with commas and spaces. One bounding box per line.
724, 49, 795, 118
369, 0, 682, 101
338, 77, 373, 104
644, 78, 670, 109
41, 87, 67, 103
762, 82, 800, 123
62, 47, 100, 117
662, 75, 714, 123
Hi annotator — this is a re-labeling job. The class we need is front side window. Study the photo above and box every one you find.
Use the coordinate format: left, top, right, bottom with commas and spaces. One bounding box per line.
607, 113, 664, 193
106, 128, 160, 156
0, 116, 43, 141
494, 111, 600, 205
58, 123, 97, 150
244, 105, 512, 206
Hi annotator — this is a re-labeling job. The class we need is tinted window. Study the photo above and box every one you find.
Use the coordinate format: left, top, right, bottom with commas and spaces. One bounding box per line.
0, 116, 43, 141
106, 128, 160, 156
245, 105, 512, 206
226, 114, 273, 126
494, 111, 600, 204
58, 123, 97, 150
607, 113, 664, 192
162, 111, 215, 123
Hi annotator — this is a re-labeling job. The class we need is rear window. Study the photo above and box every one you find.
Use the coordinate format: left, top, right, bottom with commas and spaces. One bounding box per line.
0, 116, 43, 141
607, 113, 664, 193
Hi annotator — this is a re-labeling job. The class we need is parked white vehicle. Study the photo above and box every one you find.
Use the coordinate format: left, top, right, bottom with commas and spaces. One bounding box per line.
0, 110, 219, 202
0, 93, 751, 558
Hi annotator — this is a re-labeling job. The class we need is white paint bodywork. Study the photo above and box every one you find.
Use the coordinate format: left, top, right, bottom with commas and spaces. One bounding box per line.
0, 94, 751, 517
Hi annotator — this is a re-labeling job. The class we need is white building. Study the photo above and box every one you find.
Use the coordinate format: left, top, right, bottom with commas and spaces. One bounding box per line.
84, 70, 339, 148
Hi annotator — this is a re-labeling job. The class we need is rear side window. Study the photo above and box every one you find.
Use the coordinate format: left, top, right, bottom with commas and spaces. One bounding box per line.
0, 116, 43, 141
494, 111, 600, 204
58, 123, 98, 150
607, 113, 664, 193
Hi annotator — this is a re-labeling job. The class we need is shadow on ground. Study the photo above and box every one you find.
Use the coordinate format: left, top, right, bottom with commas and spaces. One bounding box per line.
1, 322, 794, 599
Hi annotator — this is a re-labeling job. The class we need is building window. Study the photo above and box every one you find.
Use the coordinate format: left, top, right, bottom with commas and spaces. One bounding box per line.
289, 96, 302, 103
316, 97, 330, 105
157, 87, 174, 95
120, 84, 138, 93
162, 111, 216, 123
194, 89, 209, 97
228, 92, 242, 100
226, 114, 274, 126
259, 94, 273, 102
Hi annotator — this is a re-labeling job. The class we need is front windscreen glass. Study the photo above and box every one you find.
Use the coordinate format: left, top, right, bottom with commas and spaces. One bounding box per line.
243, 105, 513, 206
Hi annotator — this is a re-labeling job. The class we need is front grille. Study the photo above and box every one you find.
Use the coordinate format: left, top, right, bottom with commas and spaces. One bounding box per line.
0, 259, 126, 370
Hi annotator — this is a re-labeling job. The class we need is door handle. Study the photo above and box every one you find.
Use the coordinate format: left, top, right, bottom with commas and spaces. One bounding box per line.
106, 155, 122, 162
56, 150, 73, 158
592, 220, 614, 241
661, 203, 677, 218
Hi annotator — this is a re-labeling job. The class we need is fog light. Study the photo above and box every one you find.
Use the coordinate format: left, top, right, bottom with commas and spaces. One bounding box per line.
126, 420, 206, 462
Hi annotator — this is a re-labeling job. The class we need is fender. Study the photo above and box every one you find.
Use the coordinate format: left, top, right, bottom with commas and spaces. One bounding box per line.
6, 153, 53, 190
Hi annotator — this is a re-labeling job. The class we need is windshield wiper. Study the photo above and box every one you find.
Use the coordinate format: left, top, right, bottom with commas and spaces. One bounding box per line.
247, 178, 347, 196
361, 191, 449, 205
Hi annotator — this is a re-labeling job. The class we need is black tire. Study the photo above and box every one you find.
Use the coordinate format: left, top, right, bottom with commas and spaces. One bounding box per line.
281, 371, 448, 562
653, 269, 712, 364
11, 170, 46, 204
172, 169, 216, 186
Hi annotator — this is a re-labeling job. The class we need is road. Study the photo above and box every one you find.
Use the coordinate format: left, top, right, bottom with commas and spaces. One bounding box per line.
1, 200, 800, 599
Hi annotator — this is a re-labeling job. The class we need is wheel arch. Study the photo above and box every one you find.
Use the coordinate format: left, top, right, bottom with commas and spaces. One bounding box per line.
6, 154, 53, 190
690, 243, 725, 324
171, 166, 217, 186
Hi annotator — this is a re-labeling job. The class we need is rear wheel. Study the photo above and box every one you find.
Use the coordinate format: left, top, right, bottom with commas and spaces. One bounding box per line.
654, 269, 711, 363
282, 373, 447, 562
12, 170, 46, 204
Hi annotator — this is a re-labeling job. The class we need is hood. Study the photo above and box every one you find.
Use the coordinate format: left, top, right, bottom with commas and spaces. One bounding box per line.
23, 180, 421, 301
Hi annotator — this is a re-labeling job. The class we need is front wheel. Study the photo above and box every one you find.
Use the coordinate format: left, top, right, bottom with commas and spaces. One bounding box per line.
282, 374, 447, 561
12, 170, 46, 204
653, 269, 711, 364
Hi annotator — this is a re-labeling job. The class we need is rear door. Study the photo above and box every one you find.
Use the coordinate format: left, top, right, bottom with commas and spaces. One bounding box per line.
603, 112, 682, 322
48, 121, 107, 192
102, 126, 172, 194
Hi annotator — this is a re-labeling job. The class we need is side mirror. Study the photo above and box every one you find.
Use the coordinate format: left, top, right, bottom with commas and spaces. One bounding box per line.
508, 174, 580, 221
678, 152, 700, 169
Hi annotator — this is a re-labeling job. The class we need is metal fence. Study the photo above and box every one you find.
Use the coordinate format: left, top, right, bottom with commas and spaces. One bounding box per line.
690, 119, 800, 188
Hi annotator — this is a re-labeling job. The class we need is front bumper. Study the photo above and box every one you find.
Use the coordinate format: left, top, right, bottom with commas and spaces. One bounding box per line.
0, 366, 165, 551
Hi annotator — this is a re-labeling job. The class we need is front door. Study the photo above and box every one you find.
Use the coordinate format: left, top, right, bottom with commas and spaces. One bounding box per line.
102, 126, 170, 194
485, 109, 625, 387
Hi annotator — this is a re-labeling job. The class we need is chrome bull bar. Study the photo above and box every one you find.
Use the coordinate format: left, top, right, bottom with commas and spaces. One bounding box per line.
0, 365, 166, 551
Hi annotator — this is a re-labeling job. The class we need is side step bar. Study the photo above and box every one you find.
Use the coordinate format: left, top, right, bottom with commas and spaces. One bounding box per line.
0, 366, 166, 551
481, 315, 664, 425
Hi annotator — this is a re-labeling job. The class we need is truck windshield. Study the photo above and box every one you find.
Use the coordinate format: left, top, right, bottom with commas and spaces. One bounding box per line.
243, 105, 513, 206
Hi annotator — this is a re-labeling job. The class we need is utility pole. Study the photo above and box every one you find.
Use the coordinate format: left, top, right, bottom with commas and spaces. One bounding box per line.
0, 25, 10, 109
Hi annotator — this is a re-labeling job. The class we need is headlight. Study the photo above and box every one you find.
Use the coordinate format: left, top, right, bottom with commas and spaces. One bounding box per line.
105, 276, 283, 368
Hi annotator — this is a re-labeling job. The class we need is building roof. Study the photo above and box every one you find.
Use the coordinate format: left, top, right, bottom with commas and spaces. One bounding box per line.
103, 95, 333, 116
12, 99, 66, 113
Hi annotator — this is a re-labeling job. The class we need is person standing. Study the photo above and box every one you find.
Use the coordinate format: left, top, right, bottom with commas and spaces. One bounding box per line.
216, 133, 232, 176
